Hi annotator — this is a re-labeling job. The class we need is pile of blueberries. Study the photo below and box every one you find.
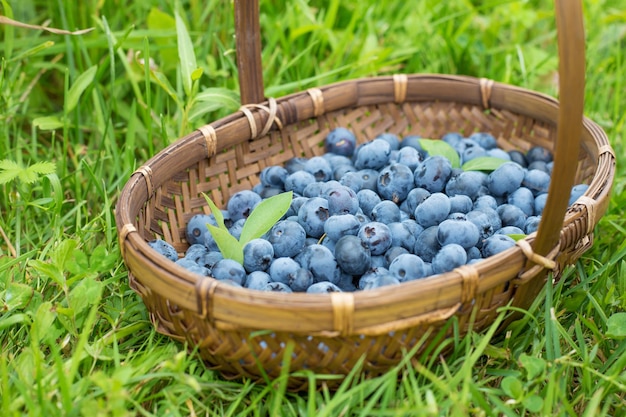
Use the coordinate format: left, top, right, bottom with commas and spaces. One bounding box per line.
149, 128, 589, 294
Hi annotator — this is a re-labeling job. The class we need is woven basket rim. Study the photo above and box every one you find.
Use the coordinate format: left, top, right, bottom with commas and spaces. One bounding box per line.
115, 72, 616, 336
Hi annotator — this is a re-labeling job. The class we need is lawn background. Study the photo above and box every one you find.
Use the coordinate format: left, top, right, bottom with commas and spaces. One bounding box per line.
1, 0, 626, 415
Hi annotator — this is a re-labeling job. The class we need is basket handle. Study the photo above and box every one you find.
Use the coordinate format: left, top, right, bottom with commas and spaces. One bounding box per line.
233, 0, 585, 259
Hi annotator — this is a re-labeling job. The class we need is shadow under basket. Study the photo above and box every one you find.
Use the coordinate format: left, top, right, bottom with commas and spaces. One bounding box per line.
115, 73, 615, 390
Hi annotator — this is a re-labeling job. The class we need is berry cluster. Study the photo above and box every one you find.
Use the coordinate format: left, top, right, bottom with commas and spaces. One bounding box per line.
149, 128, 589, 293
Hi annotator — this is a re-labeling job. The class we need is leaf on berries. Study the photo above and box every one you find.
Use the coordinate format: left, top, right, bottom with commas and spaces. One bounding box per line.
461, 156, 508, 172
418, 139, 460, 168
203, 193, 226, 229
206, 224, 243, 264
239, 191, 293, 245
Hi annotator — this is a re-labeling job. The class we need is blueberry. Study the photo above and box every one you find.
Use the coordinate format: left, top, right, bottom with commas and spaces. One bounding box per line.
245, 271, 272, 291
358, 267, 393, 290
462, 145, 487, 164
414, 156, 453, 193
473, 195, 498, 211
400, 135, 423, 151
176, 258, 209, 275
256, 185, 284, 199
474, 206, 503, 233
469, 132, 498, 150
354, 139, 391, 170
526, 146, 553, 164
507, 187, 535, 217
371, 200, 402, 224
486, 162, 525, 197
361, 274, 401, 290
445, 171, 487, 200
432, 244, 467, 274
527, 161, 549, 173
370, 255, 388, 269
260, 165, 288, 188
357, 189, 382, 218
325, 153, 354, 169
394, 146, 424, 171
449, 194, 473, 214
306, 281, 342, 293
466, 210, 495, 248
375, 132, 401, 151
324, 185, 359, 216
335, 235, 372, 276
481, 234, 516, 257
401, 187, 431, 216
325, 127, 357, 157
148, 239, 178, 262
496, 226, 525, 236
522, 169, 551, 195
466, 246, 482, 262
186, 214, 217, 245
486, 148, 511, 161
284, 157, 308, 174
227, 190, 262, 222
184, 243, 208, 263
377, 163, 414, 203
229, 218, 246, 240
302, 181, 325, 198
524, 216, 541, 234
263, 282, 294, 293
242, 238, 274, 273
415, 192, 451, 228
388, 221, 419, 251
284, 171, 317, 195
569, 184, 589, 205
323, 214, 361, 242
442, 132, 463, 148
389, 253, 427, 282
296, 244, 341, 284
339, 171, 363, 193
337, 273, 358, 292
290, 268, 315, 292
211, 259, 246, 285
268, 257, 301, 286
198, 251, 223, 271
534, 193, 548, 215
304, 156, 333, 182
358, 169, 380, 191
508, 150, 528, 168
437, 218, 480, 249
358, 222, 393, 256
496, 204, 527, 230
268, 220, 306, 258
413, 226, 441, 263
384, 246, 410, 265
298, 197, 330, 238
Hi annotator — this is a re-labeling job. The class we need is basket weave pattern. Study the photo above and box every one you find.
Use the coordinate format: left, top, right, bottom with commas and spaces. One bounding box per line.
116, 72, 615, 387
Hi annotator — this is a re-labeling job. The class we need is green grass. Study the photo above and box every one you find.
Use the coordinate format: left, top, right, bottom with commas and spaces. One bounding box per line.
1, 0, 625, 415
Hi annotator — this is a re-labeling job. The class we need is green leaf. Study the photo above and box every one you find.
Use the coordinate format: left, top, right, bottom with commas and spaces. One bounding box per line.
507, 234, 528, 242
500, 375, 524, 400
175, 11, 197, 96
69, 276, 103, 318
33, 301, 57, 343
3, 282, 34, 311
0, 159, 21, 184
66, 249, 89, 275
207, 224, 243, 264
519, 353, 546, 380
32, 115, 64, 130
189, 88, 240, 121
606, 312, 626, 339
523, 395, 544, 413
150, 70, 181, 106
419, 138, 460, 168
202, 193, 225, 230
20, 162, 56, 184
239, 191, 293, 245
461, 156, 508, 172
66, 65, 98, 113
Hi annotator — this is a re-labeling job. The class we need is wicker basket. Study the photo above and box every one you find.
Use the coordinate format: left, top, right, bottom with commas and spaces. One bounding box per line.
115, 1, 615, 390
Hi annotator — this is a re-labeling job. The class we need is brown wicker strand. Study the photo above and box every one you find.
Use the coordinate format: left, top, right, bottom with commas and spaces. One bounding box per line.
306, 88, 325, 116
456, 265, 479, 305
330, 292, 355, 336
479, 78, 494, 109
118, 223, 137, 259
574, 196, 597, 235
196, 277, 219, 324
393, 74, 408, 103
198, 124, 218, 157
135, 165, 154, 197
239, 105, 258, 138
516, 239, 557, 270
239, 97, 283, 139
598, 144, 615, 157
